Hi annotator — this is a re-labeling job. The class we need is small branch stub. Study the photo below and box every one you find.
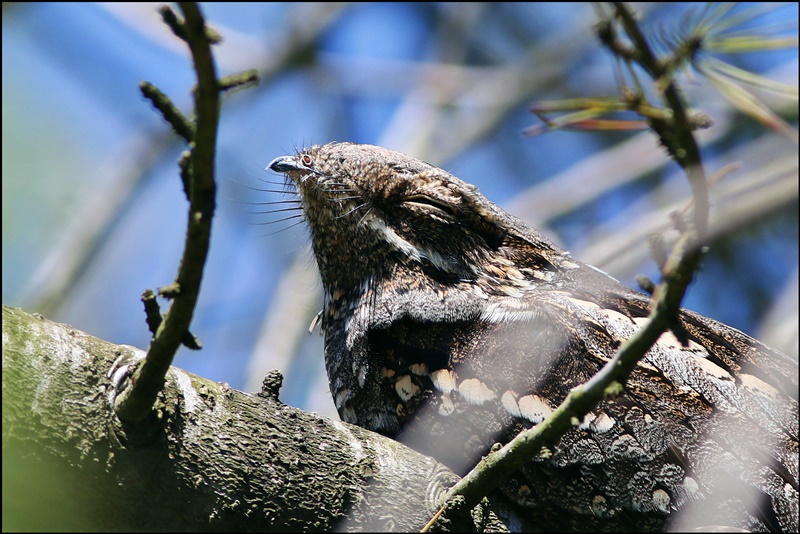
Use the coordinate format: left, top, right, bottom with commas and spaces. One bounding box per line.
259, 369, 284, 401
142, 289, 163, 337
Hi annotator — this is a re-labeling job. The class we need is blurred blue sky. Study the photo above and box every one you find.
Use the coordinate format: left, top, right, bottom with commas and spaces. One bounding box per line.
3, 3, 797, 416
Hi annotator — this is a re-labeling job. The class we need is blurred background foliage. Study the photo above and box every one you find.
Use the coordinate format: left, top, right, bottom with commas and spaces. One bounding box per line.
3, 2, 797, 420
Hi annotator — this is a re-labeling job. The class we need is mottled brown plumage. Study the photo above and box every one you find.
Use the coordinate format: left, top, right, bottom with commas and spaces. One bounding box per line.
269, 142, 798, 532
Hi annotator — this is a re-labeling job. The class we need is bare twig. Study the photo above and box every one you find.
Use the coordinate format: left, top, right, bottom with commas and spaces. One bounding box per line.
115, 3, 221, 423
139, 81, 195, 143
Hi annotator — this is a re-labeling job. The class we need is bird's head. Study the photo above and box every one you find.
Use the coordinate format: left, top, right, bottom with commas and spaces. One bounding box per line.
269, 142, 570, 298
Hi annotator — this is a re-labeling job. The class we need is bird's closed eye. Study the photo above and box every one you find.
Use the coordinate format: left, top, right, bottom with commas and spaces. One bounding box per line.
404, 194, 455, 217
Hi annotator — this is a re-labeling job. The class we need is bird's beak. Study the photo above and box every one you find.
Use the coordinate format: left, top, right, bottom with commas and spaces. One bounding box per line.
267, 155, 300, 173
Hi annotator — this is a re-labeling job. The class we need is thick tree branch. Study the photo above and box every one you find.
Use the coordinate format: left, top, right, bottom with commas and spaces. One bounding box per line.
3, 305, 527, 531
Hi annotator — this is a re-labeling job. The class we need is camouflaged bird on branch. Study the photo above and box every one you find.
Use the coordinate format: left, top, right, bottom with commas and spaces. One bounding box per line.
269, 142, 798, 532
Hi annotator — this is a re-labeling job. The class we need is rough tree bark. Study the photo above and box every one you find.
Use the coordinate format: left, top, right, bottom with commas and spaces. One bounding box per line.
2, 306, 528, 532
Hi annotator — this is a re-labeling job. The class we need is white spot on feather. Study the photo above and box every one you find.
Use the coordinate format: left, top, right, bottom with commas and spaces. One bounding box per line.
458, 378, 496, 405
739, 373, 780, 398
652, 489, 670, 512
566, 297, 603, 315
602, 308, 635, 326
498, 285, 524, 297
590, 412, 616, 433
430, 369, 457, 394
480, 302, 539, 323
688, 353, 733, 381
518, 394, 554, 423
395, 374, 419, 401
505, 267, 524, 280
364, 214, 461, 273
578, 412, 594, 430
655, 329, 685, 350
501, 390, 521, 418
365, 216, 420, 260
409, 363, 428, 376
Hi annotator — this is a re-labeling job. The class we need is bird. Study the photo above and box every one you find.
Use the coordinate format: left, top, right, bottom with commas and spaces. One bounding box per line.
268, 142, 798, 532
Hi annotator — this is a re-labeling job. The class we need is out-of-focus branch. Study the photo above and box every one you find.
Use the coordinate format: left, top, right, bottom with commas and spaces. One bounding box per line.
580, 139, 798, 274
23, 3, 347, 319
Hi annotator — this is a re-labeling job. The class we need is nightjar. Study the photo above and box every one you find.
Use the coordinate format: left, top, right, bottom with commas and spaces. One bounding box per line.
269, 142, 798, 532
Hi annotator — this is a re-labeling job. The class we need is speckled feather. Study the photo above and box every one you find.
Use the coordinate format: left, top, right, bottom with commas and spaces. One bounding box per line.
269, 142, 798, 532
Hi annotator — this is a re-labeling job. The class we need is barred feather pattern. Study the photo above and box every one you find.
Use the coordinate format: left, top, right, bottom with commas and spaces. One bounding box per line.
269, 142, 798, 532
